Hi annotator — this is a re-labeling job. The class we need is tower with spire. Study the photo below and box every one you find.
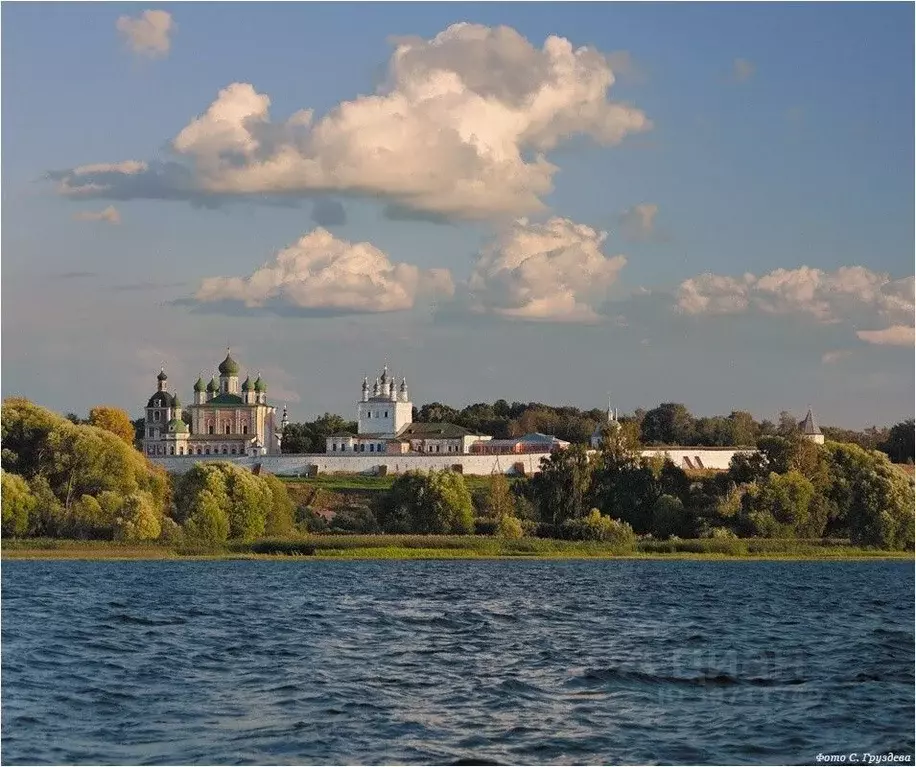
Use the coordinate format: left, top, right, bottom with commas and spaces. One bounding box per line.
799, 406, 825, 444
590, 393, 622, 449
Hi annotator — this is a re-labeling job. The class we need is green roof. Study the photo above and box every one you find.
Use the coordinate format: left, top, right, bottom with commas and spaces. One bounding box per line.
207, 378, 218, 392
173, 393, 181, 408
218, 351, 240, 376
167, 418, 189, 434
241, 376, 252, 391
254, 376, 266, 392
207, 393, 245, 405
193, 377, 206, 392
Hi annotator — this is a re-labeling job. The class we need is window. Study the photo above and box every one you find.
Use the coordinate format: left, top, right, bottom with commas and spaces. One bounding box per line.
208, 425, 214, 435
231, 447, 237, 455
179, 447, 184, 456
332, 444, 337, 452
242, 425, 248, 435
147, 447, 153, 455
384, 411, 388, 418
196, 447, 202, 455
379, 444, 384, 452
367, 411, 371, 419
370, 444, 375, 452
205, 447, 211, 455
222, 446, 228, 455
154, 411, 160, 422
360, 444, 366, 452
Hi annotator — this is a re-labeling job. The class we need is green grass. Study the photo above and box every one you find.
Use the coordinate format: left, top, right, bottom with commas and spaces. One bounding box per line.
3, 535, 910, 561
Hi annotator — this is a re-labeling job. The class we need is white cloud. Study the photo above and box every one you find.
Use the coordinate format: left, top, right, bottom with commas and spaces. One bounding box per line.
732, 58, 755, 83
856, 326, 915, 347
116, 10, 174, 58
618, 203, 658, 240
194, 228, 454, 314
677, 266, 914, 346
72, 206, 121, 224
55, 23, 650, 219
468, 217, 627, 322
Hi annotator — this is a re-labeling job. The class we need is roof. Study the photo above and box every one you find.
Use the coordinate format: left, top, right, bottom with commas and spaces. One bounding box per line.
147, 391, 175, 408
167, 418, 189, 434
799, 408, 822, 436
254, 375, 266, 392
241, 376, 252, 391
207, 393, 245, 405
218, 351, 240, 376
193, 377, 206, 392
207, 378, 218, 392
157, 369, 168, 382
476, 433, 568, 447
397, 422, 480, 439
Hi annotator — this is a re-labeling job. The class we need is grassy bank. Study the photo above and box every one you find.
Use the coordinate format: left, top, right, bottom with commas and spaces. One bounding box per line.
3, 536, 911, 561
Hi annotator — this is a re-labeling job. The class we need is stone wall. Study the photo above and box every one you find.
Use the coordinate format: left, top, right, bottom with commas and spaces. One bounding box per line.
151, 446, 754, 475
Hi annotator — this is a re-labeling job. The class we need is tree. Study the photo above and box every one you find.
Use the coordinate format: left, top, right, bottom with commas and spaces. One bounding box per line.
484, 474, 516, 520
2, 472, 35, 537
562, 509, 636, 547
651, 494, 687, 539
114, 492, 162, 541
262, 474, 296, 537
640, 403, 696, 445
880, 420, 915, 464
746, 471, 815, 537
378, 470, 473, 534
184, 490, 230, 544
528, 444, 593, 527
88, 406, 136, 447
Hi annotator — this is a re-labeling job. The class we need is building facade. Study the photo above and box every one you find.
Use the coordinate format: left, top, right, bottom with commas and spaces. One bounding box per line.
142, 350, 280, 458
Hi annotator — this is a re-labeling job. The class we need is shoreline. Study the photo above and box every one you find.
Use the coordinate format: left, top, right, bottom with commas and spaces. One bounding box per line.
2, 539, 911, 562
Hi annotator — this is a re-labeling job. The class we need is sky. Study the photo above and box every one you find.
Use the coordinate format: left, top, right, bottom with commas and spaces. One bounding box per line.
2, 3, 913, 429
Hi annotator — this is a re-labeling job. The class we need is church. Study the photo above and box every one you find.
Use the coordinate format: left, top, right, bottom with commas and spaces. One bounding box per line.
142, 350, 282, 458
325, 367, 493, 456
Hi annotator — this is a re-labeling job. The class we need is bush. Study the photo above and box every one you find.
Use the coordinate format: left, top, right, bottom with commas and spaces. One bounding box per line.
1, 472, 35, 537
377, 470, 474, 534
474, 517, 498, 536
496, 515, 524, 540
114, 492, 162, 541
562, 509, 636, 548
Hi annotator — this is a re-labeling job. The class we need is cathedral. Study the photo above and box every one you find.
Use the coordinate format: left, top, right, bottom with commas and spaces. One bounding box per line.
142, 350, 282, 458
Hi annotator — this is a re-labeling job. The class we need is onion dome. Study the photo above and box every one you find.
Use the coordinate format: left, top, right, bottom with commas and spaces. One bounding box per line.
173, 393, 182, 408
242, 376, 253, 392
157, 368, 168, 382
193, 377, 206, 393
254, 375, 266, 393
218, 349, 240, 376
207, 377, 218, 393
167, 418, 189, 434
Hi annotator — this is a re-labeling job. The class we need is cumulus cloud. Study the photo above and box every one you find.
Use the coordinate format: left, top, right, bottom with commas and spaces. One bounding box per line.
618, 203, 658, 240
52, 23, 650, 219
72, 205, 121, 224
677, 266, 914, 346
732, 58, 755, 83
468, 216, 627, 322
856, 326, 915, 347
193, 228, 454, 314
116, 10, 174, 58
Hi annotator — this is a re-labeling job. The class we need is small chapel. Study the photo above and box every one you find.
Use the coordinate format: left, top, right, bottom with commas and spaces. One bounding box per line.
142, 349, 281, 458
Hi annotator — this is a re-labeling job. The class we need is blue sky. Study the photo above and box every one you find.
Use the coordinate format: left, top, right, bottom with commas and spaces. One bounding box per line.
2, 3, 913, 428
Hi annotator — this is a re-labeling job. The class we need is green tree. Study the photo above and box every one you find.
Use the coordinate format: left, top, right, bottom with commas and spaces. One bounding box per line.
67, 494, 107, 539
651, 494, 687, 539
114, 492, 162, 541
562, 509, 636, 547
880, 420, 915, 464
262, 474, 296, 537
184, 490, 230, 544
1, 472, 35, 537
496, 514, 524, 539
378, 470, 473, 534
484, 474, 516, 520
528, 444, 593, 527
640, 403, 696, 445
748, 471, 815, 537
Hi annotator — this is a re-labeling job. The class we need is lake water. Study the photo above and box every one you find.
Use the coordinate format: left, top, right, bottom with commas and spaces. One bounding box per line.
2, 560, 913, 765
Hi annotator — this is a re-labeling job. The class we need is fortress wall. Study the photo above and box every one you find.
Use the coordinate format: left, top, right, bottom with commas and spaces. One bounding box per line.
152, 448, 754, 475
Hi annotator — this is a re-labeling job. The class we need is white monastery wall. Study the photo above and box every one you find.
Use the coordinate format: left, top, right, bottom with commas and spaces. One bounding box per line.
152, 447, 753, 475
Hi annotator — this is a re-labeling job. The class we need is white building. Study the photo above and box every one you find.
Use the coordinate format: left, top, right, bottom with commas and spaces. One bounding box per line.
799, 407, 825, 444
142, 349, 281, 458
326, 367, 492, 455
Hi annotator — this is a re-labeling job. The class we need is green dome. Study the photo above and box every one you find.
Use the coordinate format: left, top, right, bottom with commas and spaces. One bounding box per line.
167, 418, 189, 434
173, 393, 182, 408
241, 376, 252, 392
218, 350, 240, 376
207, 377, 218, 393
193, 377, 205, 392
254, 376, 266, 393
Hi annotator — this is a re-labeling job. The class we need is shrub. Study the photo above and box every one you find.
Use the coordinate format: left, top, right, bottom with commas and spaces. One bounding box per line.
496, 515, 524, 540
1, 472, 35, 537
563, 509, 636, 548
114, 492, 162, 542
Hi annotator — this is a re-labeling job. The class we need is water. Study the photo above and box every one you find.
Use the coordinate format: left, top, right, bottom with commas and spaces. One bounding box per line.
2, 560, 913, 765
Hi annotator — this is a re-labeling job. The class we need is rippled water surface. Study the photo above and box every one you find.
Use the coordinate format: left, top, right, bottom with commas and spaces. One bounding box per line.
2, 560, 913, 765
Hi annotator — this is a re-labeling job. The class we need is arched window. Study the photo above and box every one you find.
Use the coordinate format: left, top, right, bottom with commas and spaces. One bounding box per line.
369, 444, 375, 452
230, 447, 237, 455
154, 411, 160, 422
242, 425, 248, 435
196, 447, 202, 455
178, 447, 184, 455
225, 424, 231, 435
367, 412, 371, 419
222, 446, 228, 454
208, 425, 214, 435
205, 447, 211, 455
384, 411, 388, 418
